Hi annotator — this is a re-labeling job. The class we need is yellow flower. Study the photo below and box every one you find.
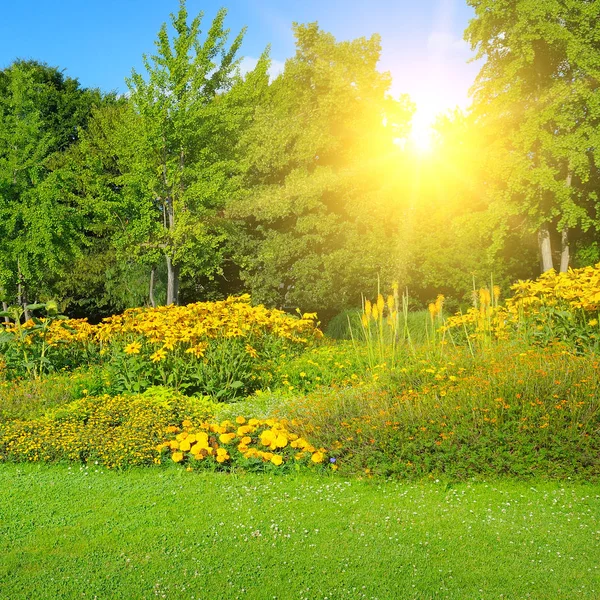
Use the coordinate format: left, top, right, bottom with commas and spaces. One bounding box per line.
124, 341, 142, 355
172, 452, 184, 463
219, 433, 236, 444
245, 344, 258, 359
260, 430, 275, 446
270, 455, 283, 466
235, 416, 246, 425
150, 348, 167, 363
274, 434, 288, 449
311, 451, 324, 463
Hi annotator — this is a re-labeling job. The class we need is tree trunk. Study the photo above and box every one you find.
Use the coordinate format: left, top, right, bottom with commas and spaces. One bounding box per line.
149, 267, 156, 308
559, 172, 572, 273
559, 227, 569, 273
17, 260, 29, 321
166, 255, 180, 305
538, 223, 554, 272
2, 301, 9, 324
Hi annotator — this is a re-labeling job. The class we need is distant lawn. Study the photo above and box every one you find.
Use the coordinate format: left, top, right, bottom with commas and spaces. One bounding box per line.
0, 465, 599, 599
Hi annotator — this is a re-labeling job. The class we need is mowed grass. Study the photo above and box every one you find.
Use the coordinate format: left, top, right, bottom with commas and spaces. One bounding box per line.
0, 465, 599, 600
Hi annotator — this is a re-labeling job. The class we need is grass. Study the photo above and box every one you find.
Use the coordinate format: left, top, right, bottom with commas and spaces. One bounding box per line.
1, 464, 599, 599
0, 368, 102, 421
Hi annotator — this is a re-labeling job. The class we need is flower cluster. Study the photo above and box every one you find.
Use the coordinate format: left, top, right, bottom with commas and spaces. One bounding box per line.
96, 294, 321, 349
1, 317, 95, 348
157, 416, 329, 471
507, 264, 600, 312
444, 264, 600, 349
1, 295, 321, 352
0, 388, 217, 469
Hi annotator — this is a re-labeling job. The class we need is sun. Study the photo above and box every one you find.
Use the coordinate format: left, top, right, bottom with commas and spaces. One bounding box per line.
409, 105, 437, 154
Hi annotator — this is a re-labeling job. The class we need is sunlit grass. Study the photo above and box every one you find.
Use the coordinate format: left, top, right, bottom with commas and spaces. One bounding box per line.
1, 464, 599, 599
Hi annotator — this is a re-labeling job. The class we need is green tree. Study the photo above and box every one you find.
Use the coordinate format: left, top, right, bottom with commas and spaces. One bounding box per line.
0, 60, 104, 313
229, 23, 413, 313
118, 0, 265, 305
465, 0, 600, 272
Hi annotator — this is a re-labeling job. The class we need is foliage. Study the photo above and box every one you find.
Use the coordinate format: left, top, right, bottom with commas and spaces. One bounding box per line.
97, 1, 268, 305
228, 23, 414, 313
445, 263, 600, 352
465, 0, 600, 271
0, 387, 217, 469
0, 60, 108, 303
280, 343, 600, 480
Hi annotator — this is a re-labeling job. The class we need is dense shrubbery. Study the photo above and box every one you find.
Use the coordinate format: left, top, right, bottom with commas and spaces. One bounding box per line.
0, 387, 218, 468
0, 386, 330, 471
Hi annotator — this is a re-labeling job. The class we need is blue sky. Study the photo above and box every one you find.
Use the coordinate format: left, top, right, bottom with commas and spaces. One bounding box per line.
0, 0, 480, 121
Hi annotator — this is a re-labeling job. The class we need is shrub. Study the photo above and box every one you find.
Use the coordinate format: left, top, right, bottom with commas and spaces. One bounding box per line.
0, 387, 218, 468
279, 344, 600, 480
444, 264, 600, 352
0, 367, 105, 421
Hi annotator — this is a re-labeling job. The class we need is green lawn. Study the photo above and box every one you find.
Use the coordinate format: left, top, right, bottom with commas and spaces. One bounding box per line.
0, 465, 598, 599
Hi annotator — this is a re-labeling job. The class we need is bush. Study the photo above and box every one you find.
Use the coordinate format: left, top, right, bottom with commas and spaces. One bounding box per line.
0, 387, 218, 468
0, 296, 323, 401
278, 344, 600, 480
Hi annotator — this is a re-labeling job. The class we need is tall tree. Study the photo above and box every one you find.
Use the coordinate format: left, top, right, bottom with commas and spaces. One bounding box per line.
0, 60, 103, 309
465, 0, 600, 272
120, 0, 263, 305
229, 23, 413, 313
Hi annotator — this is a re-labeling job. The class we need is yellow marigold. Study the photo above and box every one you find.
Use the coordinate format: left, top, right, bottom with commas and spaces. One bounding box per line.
172, 452, 184, 463
274, 434, 288, 449
270, 455, 284, 466
235, 416, 246, 425
260, 430, 275, 446
311, 451, 324, 463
